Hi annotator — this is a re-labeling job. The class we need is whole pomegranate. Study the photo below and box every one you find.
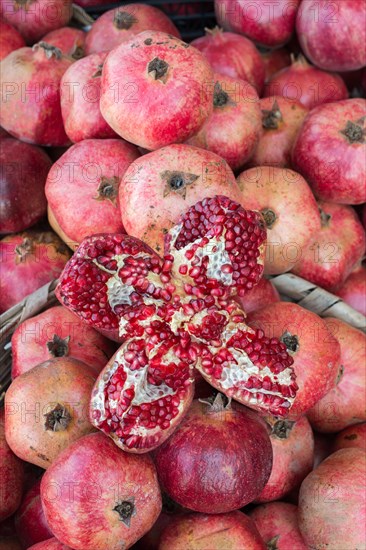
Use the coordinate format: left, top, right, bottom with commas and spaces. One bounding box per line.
85, 3, 180, 55
235, 277, 279, 315
237, 166, 321, 275
154, 394, 273, 513
0, 42, 72, 146
46, 139, 139, 249
249, 97, 308, 168
261, 48, 291, 82
11, 305, 116, 378
335, 265, 366, 316
5, 357, 96, 468
100, 31, 213, 150
298, 449, 366, 549
40, 432, 161, 549
158, 511, 266, 549
249, 502, 308, 550
14, 480, 52, 547
191, 28, 265, 94
0, 20, 25, 60
296, 0, 366, 71
248, 302, 341, 419
0, 231, 71, 312
27, 539, 73, 549
291, 201, 366, 291
333, 423, 366, 452
42, 27, 85, 59
307, 318, 366, 433
292, 98, 366, 204
0, 410, 24, 521
0, 138, 52, 234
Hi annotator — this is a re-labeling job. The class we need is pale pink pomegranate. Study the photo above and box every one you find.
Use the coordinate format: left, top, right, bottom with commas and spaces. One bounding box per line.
42, 27, 85, 59
235, 277, 280, 314
333, 423, 366, 452
0, 410, 24, 521
249, 502, 308, 549
15, 480, 53, 547
0, 20, 25, 60
261, 48, 291, 83
335, 265, 366, 316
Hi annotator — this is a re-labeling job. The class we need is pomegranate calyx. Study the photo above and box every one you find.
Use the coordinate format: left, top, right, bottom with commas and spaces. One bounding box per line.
261, 208, 277, 229
271, 419, 295, 439
199, 392, 231, 413
92, 63, 104, 78
15, 237, 34, 264
161, 170, 199, 198
72, 45, 84, 60
44, 403, 71, 431
113, 497, 136, 527
319, 207, 332, 227
336, 364, 345, 385
267, 535, 280, 550
262, 100, 282, 130
47, 334, 70, 357
280, 331, 299, 354
148, 57, 169, 82
113, 10, 137, 30
213, 82, 230, 108
33, 41, 62, 60
340, 119, 365, 144
94, 176, 120, 205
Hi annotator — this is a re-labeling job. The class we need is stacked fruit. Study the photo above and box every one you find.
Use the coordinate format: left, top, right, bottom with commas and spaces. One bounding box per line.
0, 0, 365, 549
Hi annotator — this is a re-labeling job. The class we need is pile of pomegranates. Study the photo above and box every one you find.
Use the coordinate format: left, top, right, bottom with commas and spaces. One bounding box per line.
0, 0, 365, 548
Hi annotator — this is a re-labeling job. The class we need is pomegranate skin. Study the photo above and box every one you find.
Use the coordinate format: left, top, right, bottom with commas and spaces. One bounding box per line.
235, 277, 279, 315
292, 98, 366, 205
40, 432, 162, 550
215, 0, 300, 47
335, 265, 366, 316
296, 0, 366, 71
11, 305, 116, 378
42, 27, 85, 59
0, 20, 25, 61
333, 423, 366, 453
307, 318, 366, 433
313, 432, 333, 469
0, 138, 52, 234
85, 3, 180, 55
261, 48, 291, 83
191, 29, 265, 94
248, 303, 341, 419
100, 31, 213, 150
0, 43, 72, 147
158, 511, 266, 549
14, 480, 53, 547
298, 449, 366, 549
27, 539, 72, 549
154, 398, 273, 513
0, 411, 24, 521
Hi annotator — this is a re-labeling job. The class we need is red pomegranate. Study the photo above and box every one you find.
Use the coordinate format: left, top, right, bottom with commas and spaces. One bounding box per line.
85, 3, 180, 55
0, 20, 25, 60
298, 449, 366, 549
46, 139, 139, 249
235, 277, 280, 315
0, 138, 52, 234
292, 98, 366, 205
249, 502, 308, 549
159, 511, 266, 549
0, 0, 72, 44
261, 48, 291, 83
0, 42, 72, 146
296, 0, 366, 71
27, 540, 72, 549
40, 432, 161, 549
154, 395, 273, 512
0, 410, 24, 521
333, 423, 366, 452
215, 0, 300, 47
248, 302, 341, 419
335, 265, 366, 316
307, 318, 366, 433
249, 96, 308, 168
237, 166, 321, 275
11, 305, 116, 378
4, 357, 97, 468
14, 480, 52, 547
100, 31, 213, 150
292, 201, 366, 292
187, 75, 261, 171
42, 27, 85, 59
255, 416, 314, 502
120, 144, 242, 254
191, 28, 265, 94
265, 55, 348, 109
0, 231, 71, 312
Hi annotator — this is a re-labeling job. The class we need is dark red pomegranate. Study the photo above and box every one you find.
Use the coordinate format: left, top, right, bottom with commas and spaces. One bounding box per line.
0, 20, 25, 61
15, 480, 52, 547
27, 540, 72, 549
261, 48, 291, 83
42, 27, 85, 59
0, 410, 24, 521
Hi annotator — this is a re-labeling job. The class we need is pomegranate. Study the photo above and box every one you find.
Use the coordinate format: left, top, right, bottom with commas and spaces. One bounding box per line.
120, 144, 242, 254
187, 75, 261, 171
133, 510, 182, 550
249, 96, 308, 168
265, 55, 348, 109
158, 511, 266, 549
255, 416, 314, 502
27, 541, 71, 549
0, 410, 24, 521
46, 139, 139, 249
0, 20, 25, 61
14, 480, 53, 547
40, 432, 161, 549
307, 318, 366, 433
249, 502, 308, 550
11, 305, 116, 378
0, 42, 72, 146
298, 449, 366, 549
248, 302, 341, 419
4, 357, 96, 468
335, 265, 366, 316
296, 0, 366, 71
333, 423, 366, 452
261, 48, 291, 83
291, 201, 366, 291
0, 0, 72, 44
100, 31, 213, 150
215, 0, 300, 47
85, 3, 180, 55
292, 98, 366, 204
41, 27, 85, 59
74, 0, 110, 6
237, 166, 321, 275
0, 137, 52, 234
313, 432, 333, 469
0, 127, 10, 139
191, 28, 265, 94
235, 277, 280, 315
0, 231, 71, 313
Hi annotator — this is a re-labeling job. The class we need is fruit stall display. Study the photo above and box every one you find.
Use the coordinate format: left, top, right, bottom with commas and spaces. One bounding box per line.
0, 0, 365, 548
